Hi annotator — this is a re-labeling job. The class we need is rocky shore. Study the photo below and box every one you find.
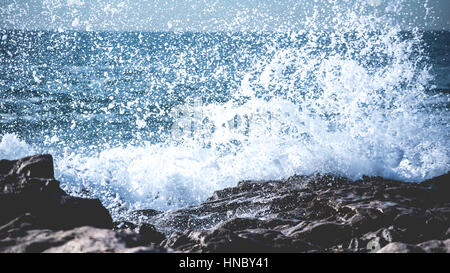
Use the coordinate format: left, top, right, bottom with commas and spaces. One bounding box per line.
1, 154, 449, 253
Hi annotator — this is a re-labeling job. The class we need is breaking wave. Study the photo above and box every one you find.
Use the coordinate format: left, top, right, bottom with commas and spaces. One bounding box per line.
1, 1, 449, 215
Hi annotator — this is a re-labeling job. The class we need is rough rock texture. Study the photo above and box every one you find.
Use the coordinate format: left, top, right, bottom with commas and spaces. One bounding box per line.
1, 154, 449, 253
0, 220, 164, 253
376, 239, 450, 253
138, 173, 450, 253
0, 155, 165, 253
377, 242, 426, 253
0, 154, 112, 230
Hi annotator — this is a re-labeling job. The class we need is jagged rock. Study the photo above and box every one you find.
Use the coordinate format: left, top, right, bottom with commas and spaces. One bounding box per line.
417, 239, 450, 253
0, 154, 54, 178
161, 225, 318, 253
138, 223, 166, 244
0, 155, 113, 230
162, 231, 202, 252
377, 242, 426, 253
287, 221, 352, 248
214, 217, 267, 231
421, 172, 450, 203
0, 213, 39, 240
0, 226, 166, 253
348, 226, 404, 252
142, 173, 450, 253
0, 154, 148, 253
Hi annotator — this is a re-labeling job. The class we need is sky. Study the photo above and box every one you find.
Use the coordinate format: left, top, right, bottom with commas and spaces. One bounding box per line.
1, 0, 449, 32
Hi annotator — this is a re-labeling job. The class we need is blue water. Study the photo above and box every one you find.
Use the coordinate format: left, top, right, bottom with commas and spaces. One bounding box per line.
0, 31, 268, 148
0, 28, 449, 215
1, 31, 448, 148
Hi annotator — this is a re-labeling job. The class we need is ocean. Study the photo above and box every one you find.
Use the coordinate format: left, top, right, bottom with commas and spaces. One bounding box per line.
0, 26, 449, 217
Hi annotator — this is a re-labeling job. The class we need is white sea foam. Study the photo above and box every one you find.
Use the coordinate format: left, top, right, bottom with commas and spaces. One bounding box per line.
0, 134, 34, 160
55, 2, 449, 213
54, 88, 449, 213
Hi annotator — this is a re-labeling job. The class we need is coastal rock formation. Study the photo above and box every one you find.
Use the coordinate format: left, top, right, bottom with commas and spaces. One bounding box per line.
1, 154, 449, 253
0, 154, 165, 253
0, 219, 165, 253
0, 154, 113, 230
141, 173, 450, 253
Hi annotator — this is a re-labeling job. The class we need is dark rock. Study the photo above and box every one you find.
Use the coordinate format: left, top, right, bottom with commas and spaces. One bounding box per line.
0, 154, 170, 253
287, 221, 352, 248
199, 228, 262, 252
421, 172, 450, 203
141, 172, 449, 253
0, 160, 14, 175
162, 231, 201, 252
349, 226, 403, 252
0, 154, 55, 178
417, 239, 450, 253
214, 217, 266, 231
0, 173, 113, 230
139, 223, 166, 244
0, 176, 60, 225
377, 242, 426, 253
235, 229, 318, 253
160, 224, 319, 253
0, 155, 113, 230
0, 213, 39, 240
41, 195, 113, 230
421, 172, 450, 191
0, 226, 167, 253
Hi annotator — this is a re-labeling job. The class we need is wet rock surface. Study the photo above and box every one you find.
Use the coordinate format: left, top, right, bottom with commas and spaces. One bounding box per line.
141, 173, 450, 253
1, 154, 449, 253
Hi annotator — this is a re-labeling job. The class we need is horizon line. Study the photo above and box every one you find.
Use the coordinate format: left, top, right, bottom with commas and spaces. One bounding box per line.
1, 28, 450, 33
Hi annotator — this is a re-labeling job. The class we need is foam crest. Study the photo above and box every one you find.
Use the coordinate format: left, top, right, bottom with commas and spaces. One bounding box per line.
0, 134, 33, 160
57, 2, 449, 213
